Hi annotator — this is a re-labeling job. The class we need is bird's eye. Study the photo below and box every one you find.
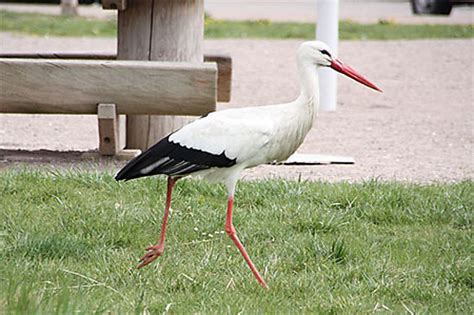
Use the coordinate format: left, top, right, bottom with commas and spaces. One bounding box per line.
320, 49, 331, 57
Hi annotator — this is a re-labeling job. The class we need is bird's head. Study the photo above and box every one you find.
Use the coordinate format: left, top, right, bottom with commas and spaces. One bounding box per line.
298, 41, 382, 92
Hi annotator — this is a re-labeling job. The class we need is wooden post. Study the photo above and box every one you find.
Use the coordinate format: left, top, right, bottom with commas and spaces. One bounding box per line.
118, 0, 204, 150
97, 104, 141, 158
102, 0, 127, 10
98, 104, 119, 156
61, 0, 78, 16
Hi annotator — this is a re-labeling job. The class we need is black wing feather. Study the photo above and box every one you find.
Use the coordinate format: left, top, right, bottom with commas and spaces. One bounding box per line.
115, 135, 236, 181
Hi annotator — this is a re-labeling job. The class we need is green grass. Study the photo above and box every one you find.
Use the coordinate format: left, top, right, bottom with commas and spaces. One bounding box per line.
0, 10, 117, 37
1, 10, 473, 39
0, 170, 472, 314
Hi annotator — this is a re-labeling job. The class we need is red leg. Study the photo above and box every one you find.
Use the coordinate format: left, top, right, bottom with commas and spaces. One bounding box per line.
138, 177, 176, 269
225, 196, 268, 289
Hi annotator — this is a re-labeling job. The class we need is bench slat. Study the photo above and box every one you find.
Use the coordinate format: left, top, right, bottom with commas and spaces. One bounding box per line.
0, 53, 232, 102
0, 59, 217, 115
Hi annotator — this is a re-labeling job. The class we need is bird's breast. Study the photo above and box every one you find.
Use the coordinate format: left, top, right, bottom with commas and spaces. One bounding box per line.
257, 110, 313, 165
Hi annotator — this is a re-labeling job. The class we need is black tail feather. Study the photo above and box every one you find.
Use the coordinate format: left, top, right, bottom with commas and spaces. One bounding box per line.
115, 135, 236, 181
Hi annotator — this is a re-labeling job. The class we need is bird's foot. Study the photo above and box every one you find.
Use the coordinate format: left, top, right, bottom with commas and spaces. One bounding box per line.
137, 244, 164, 269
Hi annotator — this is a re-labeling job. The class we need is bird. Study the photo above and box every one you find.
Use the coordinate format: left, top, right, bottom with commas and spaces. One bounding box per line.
115, 41, 381, 289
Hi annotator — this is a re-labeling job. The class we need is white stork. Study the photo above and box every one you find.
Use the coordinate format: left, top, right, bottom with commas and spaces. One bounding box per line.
115, 41, 381, 289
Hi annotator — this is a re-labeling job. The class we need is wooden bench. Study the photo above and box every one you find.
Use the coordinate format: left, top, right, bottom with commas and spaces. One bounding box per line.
0, 53, 232, 157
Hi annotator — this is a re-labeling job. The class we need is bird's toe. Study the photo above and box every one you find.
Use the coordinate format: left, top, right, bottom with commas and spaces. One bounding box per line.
137, 245, 164, 269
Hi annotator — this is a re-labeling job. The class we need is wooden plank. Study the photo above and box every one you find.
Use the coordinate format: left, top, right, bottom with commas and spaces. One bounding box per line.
0, 58, 217, 115
0, 53, 232, 102
0, 53, 116, 60
97, 104, 119, 156
205, 54, 232, 102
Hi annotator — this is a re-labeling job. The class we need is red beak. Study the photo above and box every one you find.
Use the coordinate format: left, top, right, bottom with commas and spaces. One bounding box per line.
330, 59, 382, 92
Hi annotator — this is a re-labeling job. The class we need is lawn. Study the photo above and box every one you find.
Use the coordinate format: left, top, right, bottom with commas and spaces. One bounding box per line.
0, 10, 473, 39
0, 170, 472, 313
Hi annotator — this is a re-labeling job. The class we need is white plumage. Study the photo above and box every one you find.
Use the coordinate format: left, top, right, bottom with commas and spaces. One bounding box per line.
170, 101, 311, 178
115, 41, 381, 288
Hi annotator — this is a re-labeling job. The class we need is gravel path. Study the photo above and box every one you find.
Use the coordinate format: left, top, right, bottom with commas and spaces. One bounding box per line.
0, 33, 472, 182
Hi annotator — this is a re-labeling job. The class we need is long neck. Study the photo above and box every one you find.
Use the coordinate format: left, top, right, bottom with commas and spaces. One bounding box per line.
296, 59, 320, 116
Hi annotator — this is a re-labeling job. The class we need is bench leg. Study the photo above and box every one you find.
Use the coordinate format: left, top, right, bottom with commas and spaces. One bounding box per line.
98, 103, 120, 156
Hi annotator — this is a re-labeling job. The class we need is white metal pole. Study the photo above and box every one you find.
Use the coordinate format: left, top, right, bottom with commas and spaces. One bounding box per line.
316, 0, 339, 111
